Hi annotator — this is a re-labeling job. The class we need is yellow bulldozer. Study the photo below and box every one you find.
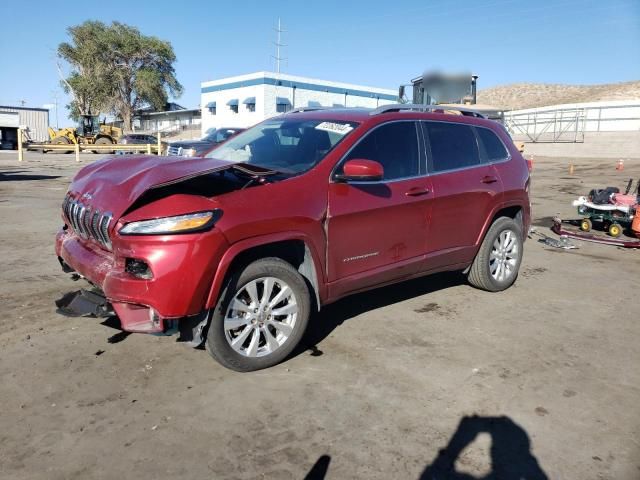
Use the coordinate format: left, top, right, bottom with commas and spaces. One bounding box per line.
46, 114, 121, 153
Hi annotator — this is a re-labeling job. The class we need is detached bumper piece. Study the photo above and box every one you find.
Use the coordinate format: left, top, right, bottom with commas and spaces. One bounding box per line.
55, 289, 112, 317
551, 217, 640, 248
55, 289, 171, 333
110, 302, 167, 333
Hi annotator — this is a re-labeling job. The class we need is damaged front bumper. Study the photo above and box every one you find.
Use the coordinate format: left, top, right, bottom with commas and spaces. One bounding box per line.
55, 226, 229, 333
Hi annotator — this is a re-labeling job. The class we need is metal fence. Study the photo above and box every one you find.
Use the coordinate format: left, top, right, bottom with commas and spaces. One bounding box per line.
504, 102, 640, 143
17, 129, 163, 162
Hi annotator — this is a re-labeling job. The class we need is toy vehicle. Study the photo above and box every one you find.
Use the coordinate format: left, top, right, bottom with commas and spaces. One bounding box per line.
573, 180, 639, 238
55, 104, 531, 371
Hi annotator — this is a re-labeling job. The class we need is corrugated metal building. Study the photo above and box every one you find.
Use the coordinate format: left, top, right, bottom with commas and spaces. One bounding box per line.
0, 106, 49, 149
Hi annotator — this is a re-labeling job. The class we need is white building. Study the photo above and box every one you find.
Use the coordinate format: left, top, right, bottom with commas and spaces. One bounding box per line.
200, 71, 397, 133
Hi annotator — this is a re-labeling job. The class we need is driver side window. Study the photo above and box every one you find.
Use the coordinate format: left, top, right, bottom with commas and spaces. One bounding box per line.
342, 121, 420, 180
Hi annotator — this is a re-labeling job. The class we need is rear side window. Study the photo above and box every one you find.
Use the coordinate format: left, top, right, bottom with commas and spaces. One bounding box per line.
344, 121, 420, 180
476, 127, 509, 162
423, 122, 480, 173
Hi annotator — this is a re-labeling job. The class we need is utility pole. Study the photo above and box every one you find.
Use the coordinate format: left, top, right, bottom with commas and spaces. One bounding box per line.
52, 90, 59, 129
271, 18, 287, 73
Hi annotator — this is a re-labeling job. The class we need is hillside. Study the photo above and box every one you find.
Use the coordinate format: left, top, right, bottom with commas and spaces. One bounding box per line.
476, 80, 640, 111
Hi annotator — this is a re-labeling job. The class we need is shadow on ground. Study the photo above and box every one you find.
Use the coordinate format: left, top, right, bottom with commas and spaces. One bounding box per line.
0, 171, 61, 181
303, 415, 548, 480
300, 271, 466, 355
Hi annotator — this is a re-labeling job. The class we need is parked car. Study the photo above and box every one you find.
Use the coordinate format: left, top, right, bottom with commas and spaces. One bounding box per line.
166, 127, 244, 157
119, 134, 158, 145
55, 106, 531, 371
116, 134, 163, 155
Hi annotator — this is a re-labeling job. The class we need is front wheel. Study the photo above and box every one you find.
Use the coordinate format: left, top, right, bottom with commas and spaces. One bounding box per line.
580, 218, 592, 232
205, 258, 311, 372
468, 217, 523, 292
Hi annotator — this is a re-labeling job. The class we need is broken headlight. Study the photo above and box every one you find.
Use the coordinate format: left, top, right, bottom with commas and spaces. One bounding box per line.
119, 210, 221, 235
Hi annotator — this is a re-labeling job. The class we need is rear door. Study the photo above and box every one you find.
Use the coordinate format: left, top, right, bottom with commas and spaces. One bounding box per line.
421, 120, 503, 269
327, 120, 433, 295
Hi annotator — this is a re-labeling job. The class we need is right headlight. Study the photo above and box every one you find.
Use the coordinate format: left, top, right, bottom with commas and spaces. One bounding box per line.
119, 210, 221, 235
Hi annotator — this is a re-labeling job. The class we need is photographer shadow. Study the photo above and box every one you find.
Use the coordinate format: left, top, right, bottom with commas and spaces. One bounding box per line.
419, 415, 548, 480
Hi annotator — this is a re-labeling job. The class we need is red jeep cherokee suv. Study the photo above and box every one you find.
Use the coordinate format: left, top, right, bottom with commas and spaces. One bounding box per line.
56, 105, 530, 371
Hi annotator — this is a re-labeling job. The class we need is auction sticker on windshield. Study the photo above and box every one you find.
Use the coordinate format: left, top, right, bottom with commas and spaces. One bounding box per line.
315, 122, 354, 135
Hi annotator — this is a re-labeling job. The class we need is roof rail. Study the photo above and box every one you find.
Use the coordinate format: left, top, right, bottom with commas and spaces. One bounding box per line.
370, 103, 487, 119
285, 106, 337, 114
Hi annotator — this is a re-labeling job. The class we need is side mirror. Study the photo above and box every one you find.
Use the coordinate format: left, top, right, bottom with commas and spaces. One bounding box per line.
398, 85, 405, 100
336, 159, 384, 182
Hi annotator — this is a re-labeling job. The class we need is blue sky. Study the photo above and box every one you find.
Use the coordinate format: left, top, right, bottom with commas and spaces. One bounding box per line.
1, 0, 638, 122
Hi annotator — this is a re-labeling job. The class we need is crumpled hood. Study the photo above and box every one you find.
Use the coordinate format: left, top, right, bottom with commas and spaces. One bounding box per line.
67, 155, 234, 220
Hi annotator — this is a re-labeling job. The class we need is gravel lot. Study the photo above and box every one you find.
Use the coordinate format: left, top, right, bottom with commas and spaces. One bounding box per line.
0, 150, 638, 480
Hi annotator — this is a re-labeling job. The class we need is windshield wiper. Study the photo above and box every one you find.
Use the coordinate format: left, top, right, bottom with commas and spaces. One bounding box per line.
230, 163, 282, 176
227, 164, 283, 189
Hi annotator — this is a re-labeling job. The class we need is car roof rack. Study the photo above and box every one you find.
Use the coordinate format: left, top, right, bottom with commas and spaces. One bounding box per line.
370, 103, 487, 119
285, 106, 338, 114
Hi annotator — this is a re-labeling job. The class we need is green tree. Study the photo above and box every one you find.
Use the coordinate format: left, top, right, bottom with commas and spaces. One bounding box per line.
57, 21, 113, 120
58, 21, 183, 130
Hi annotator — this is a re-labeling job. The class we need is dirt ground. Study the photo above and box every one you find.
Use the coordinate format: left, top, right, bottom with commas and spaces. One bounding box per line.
0, 150, 638, 480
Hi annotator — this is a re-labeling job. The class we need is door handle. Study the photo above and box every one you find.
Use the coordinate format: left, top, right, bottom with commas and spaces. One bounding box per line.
405, 187, 431, 197
481, 175, 498, 184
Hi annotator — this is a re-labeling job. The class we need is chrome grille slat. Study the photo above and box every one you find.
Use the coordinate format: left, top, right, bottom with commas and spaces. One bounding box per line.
64, 199, 71, 221
77, 204, 87, 237
90, 211, 101, 240
96, 214, 109, 245
167, 145, 183, 156
62, 194, 113, 250
69, 202, 79, 232
83, 207, 94, 238
100, 213, 113, 249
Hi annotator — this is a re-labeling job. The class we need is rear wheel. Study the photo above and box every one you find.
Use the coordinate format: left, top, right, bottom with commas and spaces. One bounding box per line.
205, 258, 311, 372
51, 136, 72, 154
580, 218, 592, 232
468, 217, 523, 292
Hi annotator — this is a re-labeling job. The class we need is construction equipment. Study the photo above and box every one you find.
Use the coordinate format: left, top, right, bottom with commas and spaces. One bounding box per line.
399, 72, 506, 121
398, 71, 524, 152
46, 114, 121, 153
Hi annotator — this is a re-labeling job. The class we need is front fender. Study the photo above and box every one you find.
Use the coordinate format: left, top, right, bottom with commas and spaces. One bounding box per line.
204, 231, 327, 310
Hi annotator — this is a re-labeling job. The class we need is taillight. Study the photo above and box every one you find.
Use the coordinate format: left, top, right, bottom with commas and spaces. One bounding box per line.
526, 157, 533, 172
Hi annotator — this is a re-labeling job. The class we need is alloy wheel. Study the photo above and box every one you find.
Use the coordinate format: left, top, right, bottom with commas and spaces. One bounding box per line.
489, 229, 519, 282
223, 277, 298, 358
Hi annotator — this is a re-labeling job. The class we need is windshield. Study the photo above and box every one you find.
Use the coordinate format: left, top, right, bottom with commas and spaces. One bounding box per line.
202, 128, 235, 143
204, 119, 359, 174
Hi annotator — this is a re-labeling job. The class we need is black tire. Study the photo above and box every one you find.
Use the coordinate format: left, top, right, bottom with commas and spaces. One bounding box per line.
580, 218, 592, 232
51, 136, 72, 154
468, 217, 523, 292
93, 136, 114, 154
205, 257, 311, 372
